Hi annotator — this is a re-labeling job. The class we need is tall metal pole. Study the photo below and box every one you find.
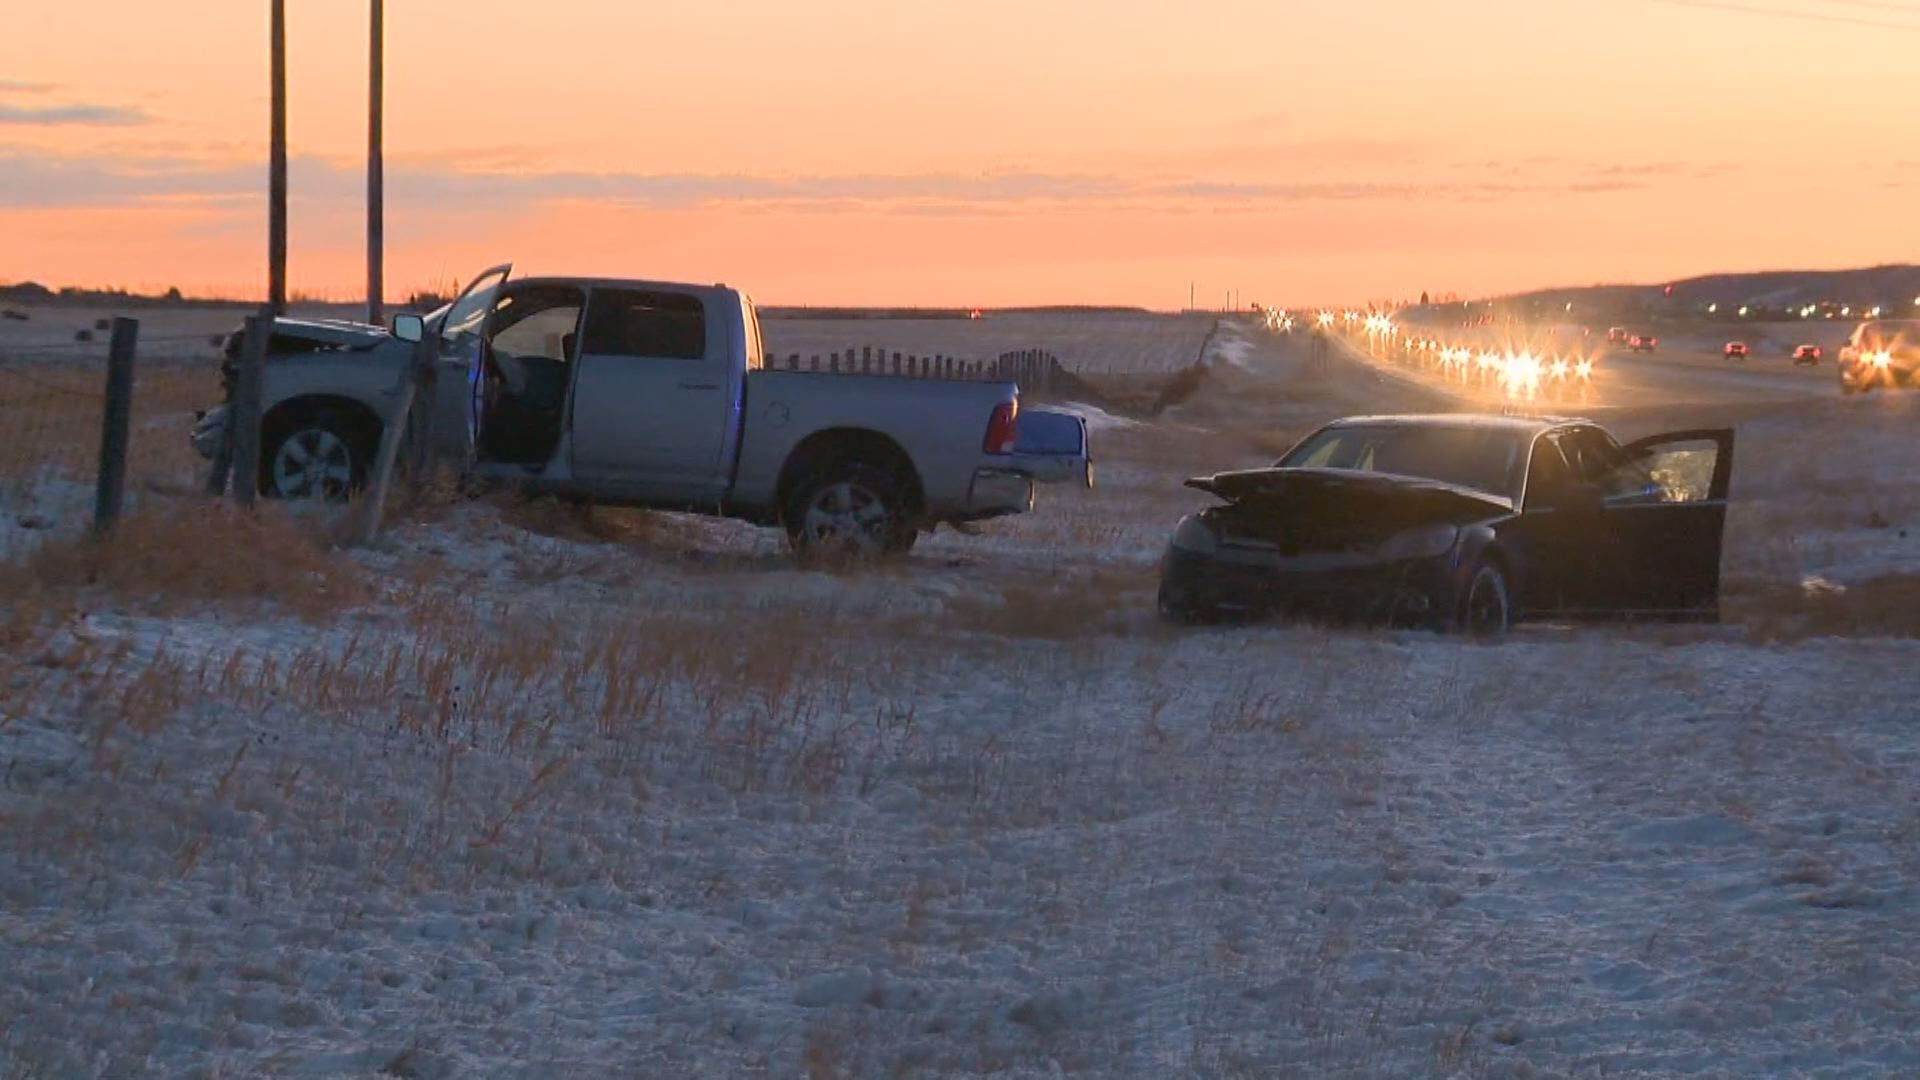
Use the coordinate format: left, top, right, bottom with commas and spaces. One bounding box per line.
367, 0, 384, 325
268, 0, 287, 316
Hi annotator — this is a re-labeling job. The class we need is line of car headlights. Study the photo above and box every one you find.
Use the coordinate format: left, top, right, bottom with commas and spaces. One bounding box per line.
1277, 309, 1600, 394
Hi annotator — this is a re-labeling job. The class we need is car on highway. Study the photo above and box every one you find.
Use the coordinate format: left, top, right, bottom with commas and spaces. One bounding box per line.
1792, 344, 1824, 366
1628, 334, 1658, 353
190, 264, 1091, 556
1724, 341, 1750, 360
1837, 319, 1920, 393
1607, 327, 1630, 344
1156, 414, 1736, 635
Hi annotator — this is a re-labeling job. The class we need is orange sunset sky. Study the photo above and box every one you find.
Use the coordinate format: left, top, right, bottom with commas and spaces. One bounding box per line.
2, 0, 1916, 308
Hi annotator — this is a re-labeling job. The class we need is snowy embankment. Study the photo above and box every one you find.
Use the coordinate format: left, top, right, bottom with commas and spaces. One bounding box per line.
3, 328, 1919, 1076
5, 537, 1918, 1076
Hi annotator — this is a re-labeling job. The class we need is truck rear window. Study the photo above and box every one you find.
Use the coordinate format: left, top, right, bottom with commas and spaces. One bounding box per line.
582, 289, 706, 360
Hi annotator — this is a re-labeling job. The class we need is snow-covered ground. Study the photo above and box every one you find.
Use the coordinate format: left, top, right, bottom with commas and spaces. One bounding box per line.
3, 326, 1918, 1077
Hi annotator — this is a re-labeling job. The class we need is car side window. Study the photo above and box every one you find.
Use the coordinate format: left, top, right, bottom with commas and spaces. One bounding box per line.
488, 286, 584, 365
1524, 436, 1573, 509
581, 289, 708, 360
1617, 439, 1722, 504
1554, 427, 1636, 494
1564, 427, 1667, 502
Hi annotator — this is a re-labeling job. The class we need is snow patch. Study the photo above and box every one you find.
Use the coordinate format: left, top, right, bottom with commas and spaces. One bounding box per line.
1052, 401, 1139, 432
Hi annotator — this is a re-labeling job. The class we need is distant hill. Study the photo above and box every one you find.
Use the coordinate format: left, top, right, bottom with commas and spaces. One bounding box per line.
1492, 264, 1920, 318
0, 281, 243, 310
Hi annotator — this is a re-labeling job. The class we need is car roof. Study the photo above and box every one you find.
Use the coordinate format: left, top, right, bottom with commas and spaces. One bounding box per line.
1324, 413, 1590, 435
510, 275, 741, 299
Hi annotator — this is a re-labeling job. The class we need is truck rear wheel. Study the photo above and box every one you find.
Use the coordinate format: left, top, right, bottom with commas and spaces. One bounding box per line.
785, 463, 915, 558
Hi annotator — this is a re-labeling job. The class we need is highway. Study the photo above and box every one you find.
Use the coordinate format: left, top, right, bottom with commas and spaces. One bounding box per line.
1328, 331, 1838, 411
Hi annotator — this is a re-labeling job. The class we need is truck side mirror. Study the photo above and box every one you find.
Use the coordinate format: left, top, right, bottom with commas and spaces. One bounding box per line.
391, 312, 424, 344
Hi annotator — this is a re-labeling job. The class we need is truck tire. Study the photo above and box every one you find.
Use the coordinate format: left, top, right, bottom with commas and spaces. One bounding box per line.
260, 407, 373, 502
785, 462, 914, 558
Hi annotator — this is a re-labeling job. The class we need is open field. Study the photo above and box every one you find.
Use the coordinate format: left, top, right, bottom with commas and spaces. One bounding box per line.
3, 318, 1919, 1076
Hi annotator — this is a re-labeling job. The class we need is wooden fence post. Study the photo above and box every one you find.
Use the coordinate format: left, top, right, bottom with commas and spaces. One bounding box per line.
404, 329, 437, 485
891, 352, 900, 376
860, 346, 871, 374
92, 317, 138, 536
353, 354, 418, 546
229, 308, 270, 508
810, 354, 820, 372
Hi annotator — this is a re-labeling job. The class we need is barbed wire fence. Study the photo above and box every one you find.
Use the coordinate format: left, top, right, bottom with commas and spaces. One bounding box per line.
0, 323, 230, 558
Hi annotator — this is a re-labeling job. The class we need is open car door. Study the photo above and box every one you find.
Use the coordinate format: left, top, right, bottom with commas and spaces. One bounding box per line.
432, 263, 511, 461
1010, 407, 1094, 488
1595, 428, 1735, 618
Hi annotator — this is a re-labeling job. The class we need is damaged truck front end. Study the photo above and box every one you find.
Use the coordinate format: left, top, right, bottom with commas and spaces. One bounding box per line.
1156, 467, 1516, 629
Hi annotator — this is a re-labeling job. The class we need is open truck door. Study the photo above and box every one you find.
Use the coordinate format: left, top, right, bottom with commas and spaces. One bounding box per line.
1011, 407, 1094, 489
432, 263, 512, 463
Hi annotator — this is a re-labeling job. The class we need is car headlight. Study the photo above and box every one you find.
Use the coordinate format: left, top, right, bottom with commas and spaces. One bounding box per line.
1377, 523, 1460, 561
1168, 515, 1218, 556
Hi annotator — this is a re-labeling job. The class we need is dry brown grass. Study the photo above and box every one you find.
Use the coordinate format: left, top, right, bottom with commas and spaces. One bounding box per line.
944, 569, 1151, 639
0, 365, 210, 491
1726, 572, 1920, 642
1, 498, 368, 621
495, 495, 718, 555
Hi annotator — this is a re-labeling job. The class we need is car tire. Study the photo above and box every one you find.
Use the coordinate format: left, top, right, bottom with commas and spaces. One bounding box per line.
784, 462, 914, 559
1457, 560, 1513, 638
260, 407, 373, 502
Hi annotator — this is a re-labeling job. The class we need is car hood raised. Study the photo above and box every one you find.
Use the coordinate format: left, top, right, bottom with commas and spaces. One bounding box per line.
1185, 467, 1514, 519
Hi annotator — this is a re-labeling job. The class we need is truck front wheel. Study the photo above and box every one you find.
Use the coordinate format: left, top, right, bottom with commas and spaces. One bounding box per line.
785, 463, 915, 558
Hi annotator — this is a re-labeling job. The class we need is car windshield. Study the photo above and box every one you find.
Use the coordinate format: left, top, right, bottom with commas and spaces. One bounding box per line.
1278, 424, 1526, 499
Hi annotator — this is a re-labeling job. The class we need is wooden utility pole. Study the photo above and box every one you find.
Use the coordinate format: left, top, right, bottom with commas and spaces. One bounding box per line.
268, 0, 287, 316
367, 0, 384, 324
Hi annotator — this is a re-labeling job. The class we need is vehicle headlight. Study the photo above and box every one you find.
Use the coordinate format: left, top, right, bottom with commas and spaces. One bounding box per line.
1377, 523, 1460, 561
1168, 515, 1218, 556
1868, 349, 1893, 369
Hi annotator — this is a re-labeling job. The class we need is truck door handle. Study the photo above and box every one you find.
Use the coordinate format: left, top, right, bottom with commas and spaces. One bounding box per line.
678, 381, 720, 390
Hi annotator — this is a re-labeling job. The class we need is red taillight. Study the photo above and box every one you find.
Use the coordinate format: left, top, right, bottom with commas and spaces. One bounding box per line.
983, 401, 1018, 454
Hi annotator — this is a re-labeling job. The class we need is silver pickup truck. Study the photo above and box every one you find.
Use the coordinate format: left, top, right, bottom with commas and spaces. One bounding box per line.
191, 264, 1091, 554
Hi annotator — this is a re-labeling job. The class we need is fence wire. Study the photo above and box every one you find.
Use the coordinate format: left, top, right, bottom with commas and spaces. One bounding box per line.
1, 329, 222, 557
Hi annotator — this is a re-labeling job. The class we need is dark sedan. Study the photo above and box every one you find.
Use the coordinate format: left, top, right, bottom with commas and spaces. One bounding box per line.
1157, 415, 1736, 634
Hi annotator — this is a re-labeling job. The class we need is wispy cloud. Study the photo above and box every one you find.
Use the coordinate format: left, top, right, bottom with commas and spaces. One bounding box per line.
0, 146, 1671, 214
1649, 0, 1920, 32
0, 103, 151, 126
0, 81, 54, 94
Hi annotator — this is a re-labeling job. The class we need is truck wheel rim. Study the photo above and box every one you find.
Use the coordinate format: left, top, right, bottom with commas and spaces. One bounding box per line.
273, 428, 353, 500
801, 481, 888, 553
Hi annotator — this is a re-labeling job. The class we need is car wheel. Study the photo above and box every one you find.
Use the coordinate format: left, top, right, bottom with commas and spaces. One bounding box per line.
261, 408, 371, 501
785, 463, 912, 558
1458, 560, 1513, 638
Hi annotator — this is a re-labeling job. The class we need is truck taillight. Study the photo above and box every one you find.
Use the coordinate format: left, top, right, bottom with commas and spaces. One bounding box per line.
983, 401, 1019, 454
